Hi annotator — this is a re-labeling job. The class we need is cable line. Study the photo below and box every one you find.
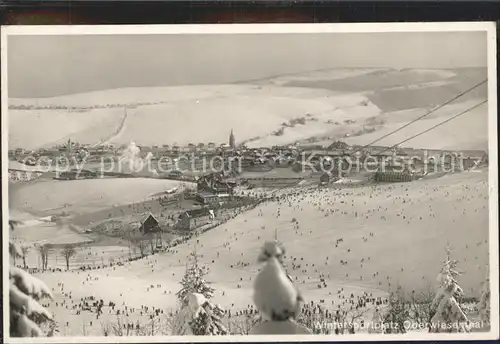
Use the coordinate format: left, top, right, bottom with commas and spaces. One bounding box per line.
375, 99, 487, 155
348, 79, 488, 156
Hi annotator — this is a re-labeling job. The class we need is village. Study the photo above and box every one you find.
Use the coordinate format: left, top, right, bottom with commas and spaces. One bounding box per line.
7, 127, 489, 293
8, 127, 488, 251
8, 127, 487, 182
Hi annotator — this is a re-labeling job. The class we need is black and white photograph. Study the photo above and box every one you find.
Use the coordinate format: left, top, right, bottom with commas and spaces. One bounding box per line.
2, 23, 498, 341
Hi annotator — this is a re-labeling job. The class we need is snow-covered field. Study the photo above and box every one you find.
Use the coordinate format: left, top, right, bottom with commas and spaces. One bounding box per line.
8, 84, 380, 149
8, 107, 126, 150
11, 222, 92, 247
25, 170, 489, 336
10, 178, 194, 217
341, 100, 488, 151
8, 68, 487, 151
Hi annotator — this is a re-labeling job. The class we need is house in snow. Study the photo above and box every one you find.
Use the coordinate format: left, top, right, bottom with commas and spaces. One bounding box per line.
139, 213, 162, 235
195, 192, 231, 205
195, 192, 220, 205
138, 213, 164, 248
196, 172, 234, 195
176, 208, 215, 231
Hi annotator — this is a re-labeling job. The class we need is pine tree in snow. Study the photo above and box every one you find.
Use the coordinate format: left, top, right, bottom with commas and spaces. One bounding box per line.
174, 249, 227, 335
176, 249, 215, 305
478, 275, 490, 328
429, 246, 468, 333
9, 220, 55, 337
172, 293, 228, 336
189, 294, 228, 335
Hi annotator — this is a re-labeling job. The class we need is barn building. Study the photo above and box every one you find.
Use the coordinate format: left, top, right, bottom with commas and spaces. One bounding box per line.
139, 213, 162, 234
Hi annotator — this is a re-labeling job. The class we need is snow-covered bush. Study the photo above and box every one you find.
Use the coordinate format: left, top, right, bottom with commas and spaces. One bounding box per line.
9, 220, 55, 337
227, 312, 261, 335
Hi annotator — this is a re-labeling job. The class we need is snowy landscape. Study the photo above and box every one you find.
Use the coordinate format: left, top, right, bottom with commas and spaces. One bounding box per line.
5, 28, 495, 339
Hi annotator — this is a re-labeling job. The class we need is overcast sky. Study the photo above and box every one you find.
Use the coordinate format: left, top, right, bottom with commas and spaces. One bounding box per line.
7, 31, 487, 98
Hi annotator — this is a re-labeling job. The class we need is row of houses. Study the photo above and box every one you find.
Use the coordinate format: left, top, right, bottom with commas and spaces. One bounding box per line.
133, 173, 240, 235
55, 169, 99, 180
138, 208, 217, 234
195, 192, 232, 206
8, 170, 42, 183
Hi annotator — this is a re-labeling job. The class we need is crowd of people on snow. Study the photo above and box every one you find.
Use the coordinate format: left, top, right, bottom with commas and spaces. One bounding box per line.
21, 173, 489, 336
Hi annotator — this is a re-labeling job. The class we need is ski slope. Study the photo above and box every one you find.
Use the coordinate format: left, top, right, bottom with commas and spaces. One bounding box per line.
30, 170, 489, 336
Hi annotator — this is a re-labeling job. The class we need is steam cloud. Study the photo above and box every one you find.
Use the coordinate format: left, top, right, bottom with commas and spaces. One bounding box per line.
118, 142, 154, 175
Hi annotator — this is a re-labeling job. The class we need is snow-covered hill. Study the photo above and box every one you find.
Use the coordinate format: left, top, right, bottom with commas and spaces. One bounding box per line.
8, 68, 487, 151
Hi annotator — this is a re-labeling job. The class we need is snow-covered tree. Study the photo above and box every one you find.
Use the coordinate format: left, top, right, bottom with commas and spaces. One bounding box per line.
176, 249, 215, 305
174, 249, 227, 335
9, 220, 55, 337
189, 294, 228, 335
429, 246, 468, 333
172, 292, 228, 336
478, 275, 490, 328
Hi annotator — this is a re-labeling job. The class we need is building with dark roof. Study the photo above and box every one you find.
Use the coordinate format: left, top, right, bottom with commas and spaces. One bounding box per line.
196, 192, 220, 205
139, 213, 162, 234
327, 141, 349, 150
197, 172, 234, 195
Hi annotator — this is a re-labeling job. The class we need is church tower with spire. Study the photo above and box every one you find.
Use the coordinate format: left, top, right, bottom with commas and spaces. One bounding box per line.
229, 129, 235, 149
